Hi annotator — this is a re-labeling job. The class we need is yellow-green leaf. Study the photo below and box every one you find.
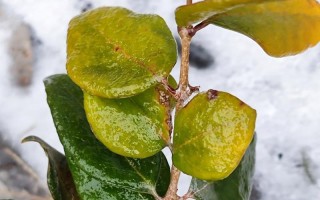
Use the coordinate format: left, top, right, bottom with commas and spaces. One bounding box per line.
189, 135, 256, 200
67, 7, 177, 98
209, 0, 320, 56
84, 86, 171, 158
173, 90, 256, 180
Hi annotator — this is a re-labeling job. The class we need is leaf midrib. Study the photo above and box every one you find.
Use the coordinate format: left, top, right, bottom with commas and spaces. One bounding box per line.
86, 18, 158, 77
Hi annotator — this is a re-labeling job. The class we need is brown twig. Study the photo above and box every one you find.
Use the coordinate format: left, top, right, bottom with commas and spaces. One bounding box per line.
162, 26, 193, 200
176, 27, 192, 111
163, 165, 181, 200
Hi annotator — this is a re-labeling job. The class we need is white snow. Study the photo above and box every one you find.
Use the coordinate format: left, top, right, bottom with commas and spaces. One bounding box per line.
0, 0, 320, 199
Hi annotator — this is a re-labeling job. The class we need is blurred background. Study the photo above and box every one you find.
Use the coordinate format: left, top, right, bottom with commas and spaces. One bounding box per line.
0, 0, 319, 199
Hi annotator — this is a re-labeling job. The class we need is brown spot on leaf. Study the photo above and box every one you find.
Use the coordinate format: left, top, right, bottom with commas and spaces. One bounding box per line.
207, 89, 218, 100
239, 101, 245, 106
114, 46, 120, 52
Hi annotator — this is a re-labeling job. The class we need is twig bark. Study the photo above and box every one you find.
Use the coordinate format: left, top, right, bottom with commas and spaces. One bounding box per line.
163, 26, 193, 200
176, 27, 192, 111
163, 165, 181, 200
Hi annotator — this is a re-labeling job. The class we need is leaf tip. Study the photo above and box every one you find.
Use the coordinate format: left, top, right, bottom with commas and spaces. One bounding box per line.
21, 135, 40, 144
21, 136, 51, 155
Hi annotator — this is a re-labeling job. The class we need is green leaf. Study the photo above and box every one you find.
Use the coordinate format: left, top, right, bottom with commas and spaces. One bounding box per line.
176, 0, 320, 57
173, 90, 256, 181
44, 74, 170, 199
189, 135, 256, 200
67, 7, 177, 98
175, 0, 264, 27
22, 136, 79, 200
84, 85, 171, 158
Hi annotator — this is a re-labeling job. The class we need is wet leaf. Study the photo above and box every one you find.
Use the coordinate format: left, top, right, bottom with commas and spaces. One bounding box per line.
44, 74, 170, 199
22, 136, 79, 200
189, 135, 256, 200
173, 90, 256, 180
84, 85, 171, 158
176, 0, 320, 57
67, 7, 177, 98
84, 75, 177, 158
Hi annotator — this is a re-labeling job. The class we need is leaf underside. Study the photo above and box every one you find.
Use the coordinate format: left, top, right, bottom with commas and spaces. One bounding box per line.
175, 0, 267, 27
175, 0, 320, 57
44, 74, 170, 199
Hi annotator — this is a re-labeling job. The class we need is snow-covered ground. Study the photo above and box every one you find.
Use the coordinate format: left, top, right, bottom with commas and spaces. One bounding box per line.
0, 0, 320, 199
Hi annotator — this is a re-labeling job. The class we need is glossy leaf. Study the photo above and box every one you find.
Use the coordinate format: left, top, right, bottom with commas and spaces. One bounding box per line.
22, 136, 79, 200
44, 74, 170, 199
84, 85, 171, 158
175, 0, 265, 27
173, 90, 256, 180
189, 135, 256, 200
176, 0, 320, 57
67, 7, 177, 98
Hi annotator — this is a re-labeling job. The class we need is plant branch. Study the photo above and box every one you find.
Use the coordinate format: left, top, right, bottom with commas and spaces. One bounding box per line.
176, 27, 192, 111
163, 3, 205, 196
163, 165, 181, 200
163, 26, 194, 200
